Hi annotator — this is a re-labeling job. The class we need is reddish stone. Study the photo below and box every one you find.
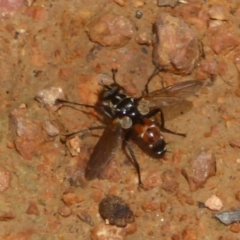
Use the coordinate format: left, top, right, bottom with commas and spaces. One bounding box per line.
91, 190, 103, 203
61, 192, 83, 206
208, 24, 239, 55
153, 13, 200, 75
9, 109, 46, 160
160, 202, 167, 212
142, 200, 159, 211
209, 4, 229, 20
142, 171, 161, 190
235, 191, 240, 202
114, 0, 125, 6
181, 149, 216, 191
135, 32, 152, 45
235, 88, 240, 98
182, 228, 197, 240
0, 0, 24, 18
229, 139, 240, 148
58, 206, 72, 218
176, 190, 192, 206
26, 201, 39, 215
0, 211, 15, 221
25, 5, 47, 21
199, 57, 218, 75
172, 151, 182, 165
3, 230, 35, 240
58, 68, 73, 80
179, 3, 209, 30
185, 197, 195, 206
86, 13, 133, 48
230, 223, 240, 233
161, 170, 179, 192
172, 234, 181, 240
36, 141, 65, 173
0, 167, 11, 192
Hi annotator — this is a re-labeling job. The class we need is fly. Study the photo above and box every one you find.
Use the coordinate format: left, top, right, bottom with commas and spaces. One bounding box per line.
56, 69, 203, 187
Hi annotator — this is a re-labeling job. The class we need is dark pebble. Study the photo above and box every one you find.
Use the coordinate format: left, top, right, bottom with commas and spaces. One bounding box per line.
99, 195, 135, 227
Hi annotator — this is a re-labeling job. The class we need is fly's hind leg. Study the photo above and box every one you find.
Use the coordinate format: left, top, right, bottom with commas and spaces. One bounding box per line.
146, 108, 186, 137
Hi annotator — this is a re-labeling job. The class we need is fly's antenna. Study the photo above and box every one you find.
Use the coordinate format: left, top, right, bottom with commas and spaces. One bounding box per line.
111, 69, 118, 84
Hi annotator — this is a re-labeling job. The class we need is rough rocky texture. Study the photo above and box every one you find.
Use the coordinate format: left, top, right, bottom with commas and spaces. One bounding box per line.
35, 87, 65, 112
9, 109, 46, 160
2, 0, 240, 239
181, 149, 216, 191
0, 167, 11, 192
215, 208, 240, 225
161, 170, 179, 192
86, 13, 133, 48
152, 13, 200, 75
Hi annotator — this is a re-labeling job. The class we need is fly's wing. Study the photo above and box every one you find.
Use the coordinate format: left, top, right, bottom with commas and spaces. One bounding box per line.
139, 80, 203, 108
85, 119, 122, 181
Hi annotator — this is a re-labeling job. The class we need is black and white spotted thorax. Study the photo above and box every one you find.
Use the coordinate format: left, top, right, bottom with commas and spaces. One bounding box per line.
101, 84, 144, 129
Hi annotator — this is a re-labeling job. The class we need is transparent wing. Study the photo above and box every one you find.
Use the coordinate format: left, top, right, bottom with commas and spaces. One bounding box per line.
85, 119, 122, 180
140, 80, 203, 108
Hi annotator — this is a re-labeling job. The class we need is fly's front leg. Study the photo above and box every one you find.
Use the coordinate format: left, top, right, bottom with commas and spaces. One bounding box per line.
62, 126, 106, 141
146, 108, 186, 137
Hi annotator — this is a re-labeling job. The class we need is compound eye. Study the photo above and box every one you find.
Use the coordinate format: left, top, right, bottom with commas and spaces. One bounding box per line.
120, 116, 132, 129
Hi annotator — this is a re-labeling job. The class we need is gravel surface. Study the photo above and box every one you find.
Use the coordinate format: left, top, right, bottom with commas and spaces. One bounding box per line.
1, 0, 240, 239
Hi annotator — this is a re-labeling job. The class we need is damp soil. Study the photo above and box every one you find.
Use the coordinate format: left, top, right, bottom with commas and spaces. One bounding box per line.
1, 0, 240, 239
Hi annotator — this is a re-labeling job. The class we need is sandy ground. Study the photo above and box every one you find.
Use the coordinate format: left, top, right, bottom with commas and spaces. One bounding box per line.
1, 0, 240, 239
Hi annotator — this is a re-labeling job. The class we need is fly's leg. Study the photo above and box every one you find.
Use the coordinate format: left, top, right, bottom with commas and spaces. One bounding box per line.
62, 126, 106, 141
146, 108, 186, 137
56, 98, 114, 118
123, 131, 144, 188
144, 68, 160, 94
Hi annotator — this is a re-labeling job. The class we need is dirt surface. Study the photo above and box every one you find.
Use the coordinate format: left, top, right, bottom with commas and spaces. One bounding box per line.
1, 0, 240, 239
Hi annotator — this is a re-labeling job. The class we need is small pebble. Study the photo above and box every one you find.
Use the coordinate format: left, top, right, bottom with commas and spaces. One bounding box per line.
135, 10, 143, 19
205, 195, 223, 211
236, 191, 240, 202
58, 206, 72, 217
77, 210, 94, 226
230, 223, 240, 233
35, 87, 65, 111
215, 208, 240, 225
99, 195, 135, 227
